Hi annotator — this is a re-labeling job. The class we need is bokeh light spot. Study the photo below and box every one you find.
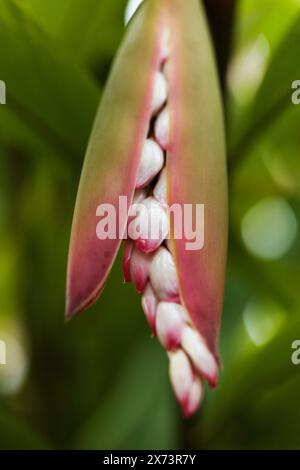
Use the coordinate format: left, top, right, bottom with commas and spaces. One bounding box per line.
241, 196, 298, 260
243, 298, 286, 346
0, 326, 29, 395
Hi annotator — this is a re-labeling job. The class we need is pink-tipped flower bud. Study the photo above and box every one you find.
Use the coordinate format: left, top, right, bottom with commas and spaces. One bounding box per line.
130, 247, 153, 293
156, 302, 186, 351
151, 72, 168, 115
149, 246, 179, 302
181, 326, 219, 387
130, 197, 169, 253
154, 107, 170, 150
125, 190, 147, 239
136, 139, 164, 189
169, 349, 204, 418
153, 167, 167, 207
184, 376, 204, 418
141, 284, 158, 335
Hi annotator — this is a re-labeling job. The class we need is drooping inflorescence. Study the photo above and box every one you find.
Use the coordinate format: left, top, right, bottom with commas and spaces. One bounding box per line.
66, 0, 227, 420
123, 29, 218, 417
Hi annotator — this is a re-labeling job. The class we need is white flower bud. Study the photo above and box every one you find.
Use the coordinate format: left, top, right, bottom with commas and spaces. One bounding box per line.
184, 376, 204, 418
136, 139, 164, 189
151, 72, 168, 115
130, 247, 153, 293
150, 246, 179, 301
181, 326, 218, 386
156, 302, 186, 351
141, 284, 158, 335
169, 350, 204, 417
130, 197, 169, 253
155, 107, 170, 150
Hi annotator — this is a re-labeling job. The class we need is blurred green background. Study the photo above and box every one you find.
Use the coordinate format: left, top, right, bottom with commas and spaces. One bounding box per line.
0, 0, 300, 450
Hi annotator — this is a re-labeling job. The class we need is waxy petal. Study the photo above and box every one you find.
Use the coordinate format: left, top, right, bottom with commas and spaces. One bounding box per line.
169, 349, 193, 401
124, 191, 147, 240
131, 197, 169, 253
181, 326, 219, 387
167, 0, 228, 362
141, 283, 158, 335
130, 247, 153, 293
66, 0, 167, 318
154, 107, 170, 150
156, 302, 186, 351
183, 377, 204, 418
136, 139, 164, 189
168, 349, 204, 418
149, 246, 179, 302
151, 72, 168, 115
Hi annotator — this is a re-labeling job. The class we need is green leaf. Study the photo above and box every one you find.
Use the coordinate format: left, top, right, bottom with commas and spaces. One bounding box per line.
230, 13, 300, 169
0, 406, 50, 449
26, 0, 127, 69
0, 0, 99, 161
74, 340, 177, 450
